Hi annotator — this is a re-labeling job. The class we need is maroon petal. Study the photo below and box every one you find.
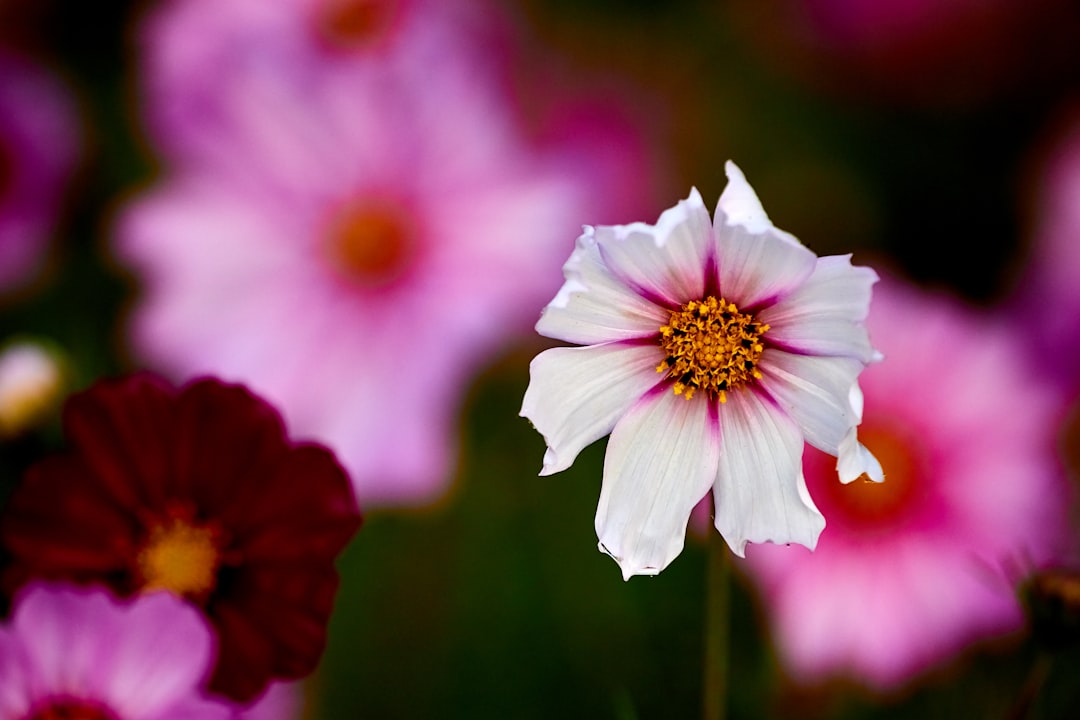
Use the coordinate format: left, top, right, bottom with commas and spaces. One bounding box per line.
62, 374, 178, 512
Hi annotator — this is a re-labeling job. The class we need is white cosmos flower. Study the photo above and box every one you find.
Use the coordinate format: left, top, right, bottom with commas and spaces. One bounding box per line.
521, 161, 883, 580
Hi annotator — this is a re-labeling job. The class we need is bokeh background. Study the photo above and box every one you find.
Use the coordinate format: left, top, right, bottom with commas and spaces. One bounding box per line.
2, 0, 1080, 717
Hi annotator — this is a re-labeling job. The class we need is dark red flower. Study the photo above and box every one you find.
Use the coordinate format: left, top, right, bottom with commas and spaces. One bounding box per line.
0, 374, 362, 702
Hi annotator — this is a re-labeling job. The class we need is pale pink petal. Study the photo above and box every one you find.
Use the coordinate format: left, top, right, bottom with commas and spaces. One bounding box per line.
713, 162, 816, 308
592, 188, 713, 306
13, 585, 110, 697
713, 390, 824, 556
596, 391, 720, 579
0, 627, 31, 717
89, 592, 219, 717
536, 227, 670, 344
521, 343, 665, 476
757, 349, 864, 454
757, 254, 878, 362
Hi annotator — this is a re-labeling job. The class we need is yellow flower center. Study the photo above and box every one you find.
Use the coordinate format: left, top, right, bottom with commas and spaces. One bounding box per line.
136, 517, 221, 599
656, 296, 769, 402
325, 198, 417, 287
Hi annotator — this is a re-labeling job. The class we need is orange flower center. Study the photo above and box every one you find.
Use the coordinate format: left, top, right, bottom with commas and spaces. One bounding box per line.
25, 698, 120, 720
656, 296, 769, 402
814, 423, 922, 530
136, 516, 221, 599
325, 199, 417, 287
316, 0, 400, 50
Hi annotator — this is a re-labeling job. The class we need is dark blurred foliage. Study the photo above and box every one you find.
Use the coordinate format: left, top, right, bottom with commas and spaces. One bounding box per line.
0, 0, 1079, 717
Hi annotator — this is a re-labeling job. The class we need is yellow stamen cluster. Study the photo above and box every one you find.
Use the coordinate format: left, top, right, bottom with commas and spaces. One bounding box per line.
136, 517, 221, 599
656, 296, 769, 402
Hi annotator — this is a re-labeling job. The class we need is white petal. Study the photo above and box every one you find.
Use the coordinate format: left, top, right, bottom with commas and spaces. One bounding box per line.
714, 165, 816, 308
714, 221, 816, 309
595, 188, 713, 306
596, 390, 720, 580
849, 381, 865, 421
712, 390, 824, 556
757, 254, 879, 362
838, 426, 884, 484
717, 161, 771, 234
521, 343, 665, 476
757, 350, 864, 454
536, 227, 669, 345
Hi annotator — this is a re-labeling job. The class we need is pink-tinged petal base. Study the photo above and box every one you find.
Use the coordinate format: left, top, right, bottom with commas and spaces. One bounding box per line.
713, 390, 824, 557
713, 221, 815, 311
521, 342, 664, 476
757, 349, 864, 455
537, 227, 670, 345
596, 390, 720, 580
593, 188, 713, 307
758, 254, 879, 362
714, 163, 815, 308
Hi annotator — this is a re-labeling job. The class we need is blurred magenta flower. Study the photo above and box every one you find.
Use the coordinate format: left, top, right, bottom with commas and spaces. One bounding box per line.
0, 50, 79, 296
521, 162, 881, 579
0, 583, 232, 719
748, 0, 1075, 106
1013, 116, 1080, 394
137, 0, 512, 171
0, 375, 361, 702
743, 277, 1073, 688
118, 0, 652, 506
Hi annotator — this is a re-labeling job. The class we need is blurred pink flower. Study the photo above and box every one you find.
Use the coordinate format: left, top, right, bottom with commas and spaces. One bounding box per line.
0, 583, 232, 719
1013, 116, 1080, 394
743, 277, 1073, 689
136, 0, 513, 173
0, 50, 79, 296
748, 0, 1076, 106
118, 0, 652, 506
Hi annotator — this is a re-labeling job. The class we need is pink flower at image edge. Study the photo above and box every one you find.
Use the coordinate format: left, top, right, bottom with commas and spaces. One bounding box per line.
742, 277, 1073, 689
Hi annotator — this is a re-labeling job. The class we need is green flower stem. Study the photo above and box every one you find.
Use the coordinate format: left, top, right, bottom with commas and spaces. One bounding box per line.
702, 525, 729, 720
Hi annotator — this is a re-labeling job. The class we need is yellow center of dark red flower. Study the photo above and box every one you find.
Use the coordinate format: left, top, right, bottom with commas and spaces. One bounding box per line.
317, 0, 399, 50
136, 516, 221, 599
25, 698, 120, 720
656, 296, 769, 402
326, 199, 416, 286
